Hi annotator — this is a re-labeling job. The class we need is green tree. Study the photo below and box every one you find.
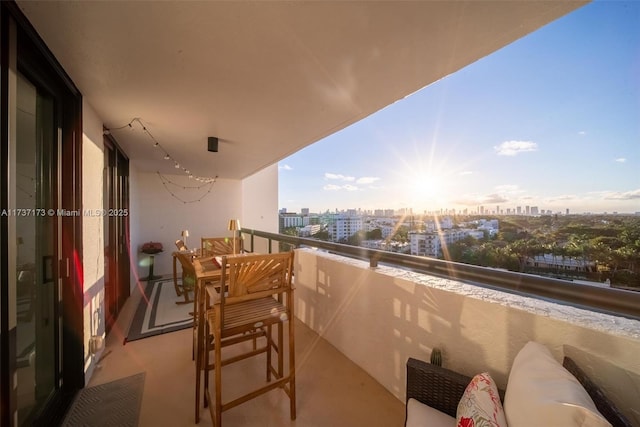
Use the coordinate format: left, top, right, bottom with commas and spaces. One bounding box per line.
367, 228, 383, 240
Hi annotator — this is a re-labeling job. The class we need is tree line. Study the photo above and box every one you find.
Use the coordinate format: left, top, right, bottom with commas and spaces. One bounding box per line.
445, 215, 640, 288
282, 214, 640, 289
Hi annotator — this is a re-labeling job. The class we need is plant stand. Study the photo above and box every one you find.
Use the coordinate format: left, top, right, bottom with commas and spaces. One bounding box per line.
142, 252, 162, 281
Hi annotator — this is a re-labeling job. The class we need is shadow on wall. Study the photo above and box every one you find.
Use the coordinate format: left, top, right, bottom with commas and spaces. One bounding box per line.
292, 247, 640, 424
293, 250, 488, 400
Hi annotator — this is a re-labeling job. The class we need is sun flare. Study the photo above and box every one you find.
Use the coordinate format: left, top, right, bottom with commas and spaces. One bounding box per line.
408, 173, 443, 204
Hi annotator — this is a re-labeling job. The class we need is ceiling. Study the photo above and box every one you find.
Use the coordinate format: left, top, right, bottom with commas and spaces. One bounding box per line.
16, 1, 587, 181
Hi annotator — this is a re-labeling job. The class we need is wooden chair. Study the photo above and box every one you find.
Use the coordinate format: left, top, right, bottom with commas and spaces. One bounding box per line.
201, 236, 243, 257
173, 250, 196, 303
203, 251, 296, 426
193, 253, 258, 423
175, 239, 188, 251
173, 250, 197, 304
172, 240, 190, 299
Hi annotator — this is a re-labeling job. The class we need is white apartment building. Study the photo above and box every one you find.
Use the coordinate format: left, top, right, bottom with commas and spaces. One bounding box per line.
328, 215, 363, 241
466, 230, 486, 240
299, 224, 322, 237
280, 214, 304, 228
410, 232, 441, 257
476, 219, 499, 237
365, 219, 397, 239
410, 229, 468, 257
528, 254, 596, 272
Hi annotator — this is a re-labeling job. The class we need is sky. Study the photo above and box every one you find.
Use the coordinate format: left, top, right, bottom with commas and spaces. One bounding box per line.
278, 1, 640, 215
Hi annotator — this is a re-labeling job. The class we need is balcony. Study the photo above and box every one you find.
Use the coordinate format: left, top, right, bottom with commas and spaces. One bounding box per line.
91, 282, 405, 426
89, 236, 640, 426
4, 2, 637, 425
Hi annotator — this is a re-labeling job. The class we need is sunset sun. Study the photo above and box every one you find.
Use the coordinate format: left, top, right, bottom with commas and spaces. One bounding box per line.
407, 173, 444, 206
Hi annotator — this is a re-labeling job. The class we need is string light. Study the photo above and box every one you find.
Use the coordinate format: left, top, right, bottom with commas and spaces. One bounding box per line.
104, 118, 219, 203
157, 172, 217, 203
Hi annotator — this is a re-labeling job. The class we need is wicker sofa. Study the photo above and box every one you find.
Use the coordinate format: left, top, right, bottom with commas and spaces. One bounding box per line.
405, 347, 632, 427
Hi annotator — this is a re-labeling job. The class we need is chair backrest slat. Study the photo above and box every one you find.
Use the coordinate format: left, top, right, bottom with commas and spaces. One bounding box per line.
201, 236, 242, 257
175, 239, 188, 251
174, 251, 197, 290
221, 252, 293, 306
175, 252, 195, 275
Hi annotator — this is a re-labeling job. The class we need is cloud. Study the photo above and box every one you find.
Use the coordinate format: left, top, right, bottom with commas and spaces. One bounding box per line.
615, 158, 627, 163
547, 194, 578, 202
450, 197, 477, 206
603, 189, 640, 200
480, 193, 509, 204
356, 176, 380, 184
323, 184, 359, 192
578, 131, 587, 136
278, 164, 293, 171
323, 184, 342, 191
451, 193, 509, 206
494, 140, 538, 156
325, 173, 355, 181
459, 171, 473, 176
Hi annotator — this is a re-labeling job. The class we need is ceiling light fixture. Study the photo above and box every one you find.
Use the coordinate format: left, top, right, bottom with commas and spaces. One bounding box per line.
208, 137, 218, 153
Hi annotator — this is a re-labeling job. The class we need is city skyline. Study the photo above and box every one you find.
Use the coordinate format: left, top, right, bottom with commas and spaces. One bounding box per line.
278, 1, 640, 215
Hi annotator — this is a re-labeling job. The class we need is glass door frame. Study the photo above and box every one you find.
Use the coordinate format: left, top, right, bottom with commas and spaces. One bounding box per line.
1, 3, 84, 426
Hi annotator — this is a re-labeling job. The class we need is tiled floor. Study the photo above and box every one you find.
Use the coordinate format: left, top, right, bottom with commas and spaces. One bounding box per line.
87, 280, 405, 426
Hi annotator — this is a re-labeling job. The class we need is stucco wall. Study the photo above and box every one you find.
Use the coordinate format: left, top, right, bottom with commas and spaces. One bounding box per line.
129, 170, 242, 279
293, 248, 640, 423
127, 163, 279, 282
81, 100, 105, 382
242, 164, 279, 254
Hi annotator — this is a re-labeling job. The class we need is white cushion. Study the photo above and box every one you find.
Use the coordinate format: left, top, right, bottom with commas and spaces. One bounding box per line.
406, 398, 456, 427
504, 341, 611, 427
457, 372, 507, 427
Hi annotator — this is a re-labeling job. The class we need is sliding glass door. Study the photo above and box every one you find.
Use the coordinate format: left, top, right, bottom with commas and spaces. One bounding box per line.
1, 6, 84, 426
104, 138, 130, 332
14, 71, 59, 426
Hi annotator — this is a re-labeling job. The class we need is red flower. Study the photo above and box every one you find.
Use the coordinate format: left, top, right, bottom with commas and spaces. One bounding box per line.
458, 417, 475, 427
141, 241, 163, 254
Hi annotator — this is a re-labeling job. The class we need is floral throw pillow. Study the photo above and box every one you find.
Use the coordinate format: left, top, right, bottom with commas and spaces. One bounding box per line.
457, 372, 508, 427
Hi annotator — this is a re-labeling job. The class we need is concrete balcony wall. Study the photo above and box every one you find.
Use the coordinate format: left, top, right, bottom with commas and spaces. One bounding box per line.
293, 248, 640, 424
241, 164, 279, 254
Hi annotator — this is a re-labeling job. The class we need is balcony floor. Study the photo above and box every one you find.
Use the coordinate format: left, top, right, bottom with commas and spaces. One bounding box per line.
88, 282, 405, 426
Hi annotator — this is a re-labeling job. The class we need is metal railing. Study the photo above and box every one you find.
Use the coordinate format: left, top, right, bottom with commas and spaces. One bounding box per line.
241, 228, 640, 321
